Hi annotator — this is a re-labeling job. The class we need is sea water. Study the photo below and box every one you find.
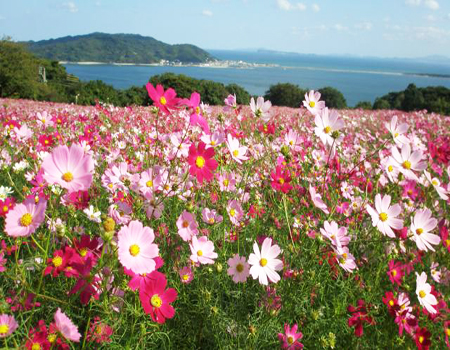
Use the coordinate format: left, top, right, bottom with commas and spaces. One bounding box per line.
63, 50, 450, 107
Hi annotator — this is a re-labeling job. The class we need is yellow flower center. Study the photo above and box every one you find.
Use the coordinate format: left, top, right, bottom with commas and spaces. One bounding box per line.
233, 150, 239, 157
146, 180, 153, 188
210, 140, 216, 146
195, 106, 201, 115
182, 274, 190, 281
223, 179, 229, 186
0, 324, 9, 334
48, 334, 57, 343
62, 172, 74, 182
20, 213, 33, 227
196, 156, 206, 168
392, 269, 397, 277
419, 336, 424, 344
182, 220, 189, 228
379, 212, 388, 222
394, 132, 399, 138
432, 180, 438, 186
446, 328, 450, 336
52, 256, 63, 267
278, 178, 285, 185
445, 239, 450, 247
419, 290, 426, 298
229, 209, 236, 217
389, 300, 394, 306
259, 258, 267, 267
416, 228, 423, 235
236, 263, 244, 273
208, 218, 215, 224
160, 96, 167, 105
309, 101, 315, 108
402, 160, 411, 170
324, 126, 331, 134
44, 140, 49, 145
79, 248, 87, 257
287, 336, 294, 344
129, 244, 140, 257
151, 294, 162, 308
2, 205, 8, 212
32, 343, 41, 350
197, 250, 203, 257
388, 165, 393, 172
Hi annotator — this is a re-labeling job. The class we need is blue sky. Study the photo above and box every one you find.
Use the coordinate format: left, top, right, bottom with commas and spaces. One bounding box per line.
1, 0, 450, 58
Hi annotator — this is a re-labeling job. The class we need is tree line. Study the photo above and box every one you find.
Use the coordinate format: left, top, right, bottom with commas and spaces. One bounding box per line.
1, 39, 449, 114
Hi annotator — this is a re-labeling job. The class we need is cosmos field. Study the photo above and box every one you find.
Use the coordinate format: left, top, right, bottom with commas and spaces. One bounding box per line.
0, 88, 449, 349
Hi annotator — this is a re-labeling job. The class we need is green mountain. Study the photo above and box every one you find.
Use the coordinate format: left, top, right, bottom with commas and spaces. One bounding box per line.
25, 32, 215, 64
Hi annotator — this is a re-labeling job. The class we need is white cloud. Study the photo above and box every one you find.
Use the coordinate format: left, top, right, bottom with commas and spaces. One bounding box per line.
277, 0, 306, 11
202, 10, 213, 17
405, 0, 421, 6
355, 22, 373, 31
424, 0, 439, 10
425, 14, 436, 21
334, 24, 348, 31
312, 4, 320, 12
62, 2, 78, 13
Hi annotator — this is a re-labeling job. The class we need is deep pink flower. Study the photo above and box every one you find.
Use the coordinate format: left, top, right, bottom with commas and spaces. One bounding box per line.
0, 198, 15, 218
347, 300, 375, 337
146, 83, 180, 115
41, 144, 94, 193
86, 317, 113, 344
139, 274, 177, 324
414, 327, 431, 350
387, 260, 404, 286
271, 166, 293, 193
188, 141, 217, 184
179, 266, 194, 284
181, 92, 210, 134
278, 323, 304, 349
124, 257, 164, 291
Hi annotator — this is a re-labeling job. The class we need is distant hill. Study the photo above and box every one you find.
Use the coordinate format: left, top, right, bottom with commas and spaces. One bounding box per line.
25, 32, 216, 64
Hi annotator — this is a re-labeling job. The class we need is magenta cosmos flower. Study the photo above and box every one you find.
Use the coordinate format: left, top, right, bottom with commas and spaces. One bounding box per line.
227, 254, 250, 283
248, 237, 283, 285
54, 308, 81, 342
0, 314, 18, 338
188, 141, 218, 184
118, 220, 159, 275
42, 144, 94, 193
5, 198, 47, 237
139, 273, 177, 324
146, 83, 180, 115
189, 236, 218, 264
278, 323, 304, 349
366, 194, 403, 238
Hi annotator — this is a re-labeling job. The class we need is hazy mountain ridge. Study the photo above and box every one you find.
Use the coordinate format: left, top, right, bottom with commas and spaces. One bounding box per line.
25, 32, 216, 64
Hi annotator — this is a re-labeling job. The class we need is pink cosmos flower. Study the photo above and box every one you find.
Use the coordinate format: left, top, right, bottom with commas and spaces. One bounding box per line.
188, 141, 218, 184
416, 272, 438, 314
250, 96, 272, 122
189, 236, 218, 264
0, 314, 18, 338
42, 144, 94, 193
223, 94, 237, 112
200, 131, 225, 148
181, 92, 210, 134
176, 211, 199, 242
117, 220, 159, 275
226, 134, 249, 164
54, 308, 81, 342
139, 167, 163, 195
5, 198, 47, 237
271, 165, 293, 193
227, 254, 250, 283
201, 208, 223, 225
410, 208, 440, 252
139, 273, 177, 324
14, 124, 33, 142
303, 90, 325, 116
366, 194, 403, 238
390, 144, 426, 181
278, 323, 304, 349
227, 199, 244, 226
385, 115, 409, 147
334, 246, 357, 273
179, 266, 194, 284
146, 83, 180, 115
424, 170, 449, 200
248, 237, 283, 285
217, 172, 236, 192
320, 221, 350, 248
309, 185, 329, 214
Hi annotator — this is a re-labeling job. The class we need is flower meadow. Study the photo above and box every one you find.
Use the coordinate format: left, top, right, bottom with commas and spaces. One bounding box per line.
0, 86, 449, 349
